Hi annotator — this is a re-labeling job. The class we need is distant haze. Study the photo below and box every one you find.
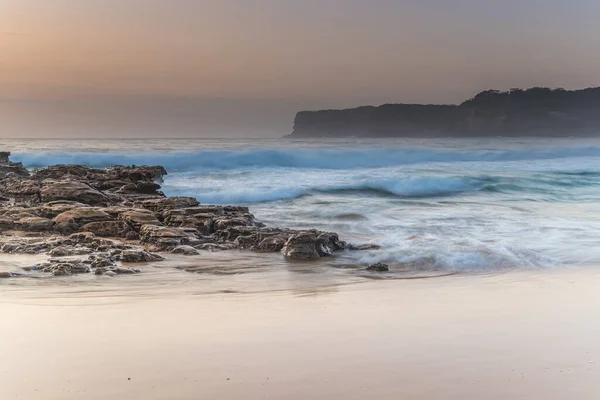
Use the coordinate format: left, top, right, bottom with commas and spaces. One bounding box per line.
2, 0, 600, 138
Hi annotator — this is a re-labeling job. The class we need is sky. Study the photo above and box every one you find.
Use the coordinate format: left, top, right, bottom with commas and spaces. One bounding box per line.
1, 0, 600, 137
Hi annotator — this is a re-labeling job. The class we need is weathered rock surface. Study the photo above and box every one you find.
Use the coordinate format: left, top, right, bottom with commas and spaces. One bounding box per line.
41, 181, 109, 205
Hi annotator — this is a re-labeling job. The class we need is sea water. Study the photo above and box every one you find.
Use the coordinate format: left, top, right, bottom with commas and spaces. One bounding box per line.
6, 136, 600, 272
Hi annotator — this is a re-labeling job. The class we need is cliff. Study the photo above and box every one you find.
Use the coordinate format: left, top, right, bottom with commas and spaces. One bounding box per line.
290, 87, 600, 137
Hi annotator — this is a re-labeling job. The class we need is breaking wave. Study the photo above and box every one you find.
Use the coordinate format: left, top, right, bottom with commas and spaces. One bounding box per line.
14, 146, 600, 171
163, 176, 486, 204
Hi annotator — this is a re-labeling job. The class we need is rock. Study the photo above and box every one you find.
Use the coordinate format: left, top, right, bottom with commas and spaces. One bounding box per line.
0, 217, 15, 231
40, 181, 109, 205
69, 232, 97, 244
35, 260, 91, 276
0, 271, 16, 278
38, 201, 88, 218
0, 152, 29, 177
135, 197, 199, 212
119, 210, 161, 229
282, 232, 321, 260
213, 217, 254, 231
49, 246, 71, 257
139, 224, 189, 245
114, 266, 140, 274
171, 245, 200, 256
125, 231, 140, 240
255, 236, 287, 253
16, 216, 53, 231
53, 208, 111, 234
366, 262, 389, 272
195, 243, 238, 251
104, 271, 117, 277
281, 230, 346, 260
163, 212, 214, 235
314, 231, 346, 256
2, 180, 40, 205
80, 220, 131, 237
120, 248, 165, 263
347, 243, 382, 251
106, 165, 167, 183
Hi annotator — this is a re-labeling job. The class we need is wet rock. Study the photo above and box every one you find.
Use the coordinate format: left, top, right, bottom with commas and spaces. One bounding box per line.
366, 262, 389, 272
314, 232, 346, 256
194, 243, 238, 251
120, 248, 165, 263
114, 266, 140, 274
254, 236, 287, 253
281, 230, 346, 260
41, 181, 109, 205
0, 271, 18, 278
282, 232, 321, 260
34, 259, 92, 276
49, 246, 72, 257
171, 245, 200, 256
347, 243, 382, 251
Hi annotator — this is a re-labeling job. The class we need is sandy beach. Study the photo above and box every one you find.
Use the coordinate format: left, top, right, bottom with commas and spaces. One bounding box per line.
2, 260, 600, 400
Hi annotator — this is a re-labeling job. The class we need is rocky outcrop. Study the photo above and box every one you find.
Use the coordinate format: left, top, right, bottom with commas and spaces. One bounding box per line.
0, 153, 361, 279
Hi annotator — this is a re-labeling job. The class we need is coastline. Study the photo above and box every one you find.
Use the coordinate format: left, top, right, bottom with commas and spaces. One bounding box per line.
0, 152, 369, 280
2, 266, 600, 399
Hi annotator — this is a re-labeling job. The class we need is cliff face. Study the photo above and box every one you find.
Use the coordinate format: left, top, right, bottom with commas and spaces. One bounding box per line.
290, 87, 600, 138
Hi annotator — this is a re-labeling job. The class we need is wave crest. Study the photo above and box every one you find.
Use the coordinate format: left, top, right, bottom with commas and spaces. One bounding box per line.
14, 146, 600, 171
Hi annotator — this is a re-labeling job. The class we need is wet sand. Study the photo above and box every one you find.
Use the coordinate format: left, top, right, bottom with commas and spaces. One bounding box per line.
2, 261, 600, 399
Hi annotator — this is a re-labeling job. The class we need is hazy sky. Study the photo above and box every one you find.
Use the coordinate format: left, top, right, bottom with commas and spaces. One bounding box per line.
2, 0, 600, 137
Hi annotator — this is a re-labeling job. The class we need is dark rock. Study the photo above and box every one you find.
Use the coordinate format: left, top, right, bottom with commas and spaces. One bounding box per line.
120, 248, 165, 263
366, 262, 389, 272
282, 232, 321, 260
254, 236, 287, 253
171, 245, 200, 256
347, 243, 382, 251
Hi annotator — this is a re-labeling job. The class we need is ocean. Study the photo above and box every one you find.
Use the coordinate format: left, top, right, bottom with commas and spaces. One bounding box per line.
5, 136, 600, 273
